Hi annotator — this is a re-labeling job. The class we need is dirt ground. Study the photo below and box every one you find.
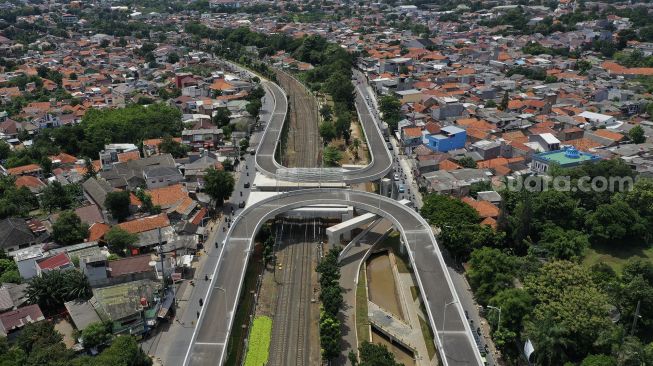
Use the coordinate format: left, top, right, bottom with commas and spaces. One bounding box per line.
54, 318, 76, 348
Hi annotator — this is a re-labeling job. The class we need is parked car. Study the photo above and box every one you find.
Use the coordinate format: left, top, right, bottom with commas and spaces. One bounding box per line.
398, 185, 405, 193
394, 173, 400, 181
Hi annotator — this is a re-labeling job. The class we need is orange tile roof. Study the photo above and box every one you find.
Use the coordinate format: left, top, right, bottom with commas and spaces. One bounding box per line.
480, 217, 498, 229
49, 153, 78, 164
593, 129, 624, 142
439, 159, 461, 171
209, 79, 234, 91
7, 164, 41, 176
117, 213, 170, 234
461, 197, 499, 218
477, 157, 509, 169
403, 127, 423, 138
565, 138, 603, 152
146, 184, 188, 208
456, 118, 494, 131
117, 150, 141, 163
14, 175, 46, 189
88, 222, 110, 242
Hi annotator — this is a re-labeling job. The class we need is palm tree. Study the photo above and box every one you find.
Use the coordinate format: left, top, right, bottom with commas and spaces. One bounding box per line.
528, 317, 576, 366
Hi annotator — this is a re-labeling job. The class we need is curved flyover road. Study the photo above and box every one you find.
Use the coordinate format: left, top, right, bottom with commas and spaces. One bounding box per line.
181, 70, 483, 366
256, 79, 393, 184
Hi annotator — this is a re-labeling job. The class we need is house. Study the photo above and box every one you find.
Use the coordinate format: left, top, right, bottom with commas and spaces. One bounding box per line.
143, 166, 184, 189
0, 283, 28, 313
531, 146, 602, 173
81, 254, 156, 288
82, 177, 114, 213
0, 304, 44, 338
181, 128, 223, 151
99, 144, 139, 171
100, 154, 177, 190
426, 125, 467, 152
64, 300, 102, 331
578, 111, 617, 127
35, 252, 74, 276
91, 279, 162, 335
0, 218, 45, 253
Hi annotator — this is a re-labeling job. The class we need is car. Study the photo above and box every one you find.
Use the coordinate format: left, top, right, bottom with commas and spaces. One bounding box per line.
244, 182, 250, 189
238, 201, 246, 208
394, 173, 400, 181
398, 185, 405, 193
387, 143, 393, 150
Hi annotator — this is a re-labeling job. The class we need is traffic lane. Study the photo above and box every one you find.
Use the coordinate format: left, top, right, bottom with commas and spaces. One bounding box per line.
189, 190, 481, 366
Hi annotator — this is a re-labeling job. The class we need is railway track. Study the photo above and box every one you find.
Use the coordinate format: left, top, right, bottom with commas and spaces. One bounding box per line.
275, 70, 320, 168
269, 222, 314, 366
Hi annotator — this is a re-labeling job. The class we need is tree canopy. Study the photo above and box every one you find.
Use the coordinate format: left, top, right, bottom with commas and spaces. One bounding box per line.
204, 168, 235, 206
52, 211, 89, 246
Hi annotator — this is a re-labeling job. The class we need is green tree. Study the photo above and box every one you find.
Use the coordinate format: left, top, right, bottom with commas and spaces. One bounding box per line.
357, 341, 402, 366
319, 312, 341, 361
0, 140, 10, 160
585, 201, 647, 245
52, 211, 89, 245
246, 99, 262, 120
500, 91, 510, 110
167, 53, 180, 64
319, 121, 337, 143
40, 181, 74, 212
322, 146, 342, 167
525, 261, 613, 363
88, 335, 152, 366
84, 158, 96, 179
468, 247, 517, 305
212, 107, 231, 127
81, 321, 112, 349
204, 168, 235, 206
159, 136, 189, 158
104, 191, 131, 222
535, 225, 588, 261
27, 270, 92, 311
488, 288, 533, 333
105, 227, 138, 256
457, 156, 477, 168
378, 95, 402, 131
420, 193, 479, 228
628, 125, 646, 144
580, 354, 617, 366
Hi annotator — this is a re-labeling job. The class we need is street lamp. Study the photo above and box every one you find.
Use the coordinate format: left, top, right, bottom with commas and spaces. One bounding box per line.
486, 305, 502, 332
441, 300, 458, 348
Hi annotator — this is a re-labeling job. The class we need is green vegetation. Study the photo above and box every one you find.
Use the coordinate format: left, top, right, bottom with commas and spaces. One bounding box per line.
323, 146, 343, 167
0, 250, 21, 284
316, 248, 344, 361
105, 227, 139, 256
244, 316, 273, 366
81, 321, 113, 349
378, 95, 402, 131
52, 211, 89, 246
349, 341, 402, 366
0, 176, 38, 219
41, 182, 83, 212
204, 168, 235, 207
104, 191, 131, 222
26, 270, 91, 312
356, 270, 370, 344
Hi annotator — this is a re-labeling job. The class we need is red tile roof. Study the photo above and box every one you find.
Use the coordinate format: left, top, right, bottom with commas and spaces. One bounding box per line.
107, 254, 153, 277
0, 304, 44, 334
36, 252, 71, 271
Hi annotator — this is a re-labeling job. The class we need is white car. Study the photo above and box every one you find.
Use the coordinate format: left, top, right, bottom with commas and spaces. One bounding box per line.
394, 173, 400, 181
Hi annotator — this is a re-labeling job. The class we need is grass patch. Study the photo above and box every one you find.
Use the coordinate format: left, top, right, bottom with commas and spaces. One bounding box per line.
381, 232, 411, 273
225, 244, 264, 366
356, 269, 370, 345
582, 244, 653, 274
244, 316, 273, 366
410, 286, 418, 301
418, 315, 437, 360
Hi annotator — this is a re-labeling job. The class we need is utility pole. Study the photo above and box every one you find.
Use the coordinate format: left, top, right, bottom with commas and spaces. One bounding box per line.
630, 300, 641, 336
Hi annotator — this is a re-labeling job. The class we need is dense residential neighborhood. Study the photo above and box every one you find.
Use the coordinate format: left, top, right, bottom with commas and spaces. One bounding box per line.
1, 0, 653, 366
